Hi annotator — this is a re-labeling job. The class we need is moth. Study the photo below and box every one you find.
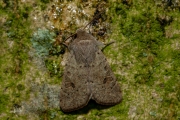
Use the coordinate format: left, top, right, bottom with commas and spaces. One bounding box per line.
60, 22, 122, 113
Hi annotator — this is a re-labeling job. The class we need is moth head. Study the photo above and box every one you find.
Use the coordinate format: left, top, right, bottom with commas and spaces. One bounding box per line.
75, 29, 95, 41
76, 29, 86, 36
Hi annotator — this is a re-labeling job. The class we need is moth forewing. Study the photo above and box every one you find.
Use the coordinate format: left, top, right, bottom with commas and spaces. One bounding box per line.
60, 29, 122, 112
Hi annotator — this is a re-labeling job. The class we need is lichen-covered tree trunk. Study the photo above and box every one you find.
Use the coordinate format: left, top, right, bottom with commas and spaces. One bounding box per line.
0, 0, 179, 119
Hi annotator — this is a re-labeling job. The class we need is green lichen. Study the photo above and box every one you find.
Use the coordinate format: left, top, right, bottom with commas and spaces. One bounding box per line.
45, 58, 63, 78
108, 0, 180, 119
0, 94, 9, 113
0, 0, 33, 119
31, 28, 56, 57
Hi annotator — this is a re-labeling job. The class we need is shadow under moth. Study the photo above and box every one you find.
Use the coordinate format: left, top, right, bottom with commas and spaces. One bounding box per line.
60, 22, 122, 113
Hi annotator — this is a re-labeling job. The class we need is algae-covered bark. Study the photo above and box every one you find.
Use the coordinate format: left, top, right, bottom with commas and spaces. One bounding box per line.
0, 0, 180, 119
108, 0, 180, 119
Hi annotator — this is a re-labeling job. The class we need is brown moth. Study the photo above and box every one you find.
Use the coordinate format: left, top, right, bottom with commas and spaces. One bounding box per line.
59, 28, 122, 112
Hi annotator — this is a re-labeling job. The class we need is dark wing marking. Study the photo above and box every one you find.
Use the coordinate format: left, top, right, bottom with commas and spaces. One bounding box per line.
90, 49, 122, 105
60, 52, 91, 112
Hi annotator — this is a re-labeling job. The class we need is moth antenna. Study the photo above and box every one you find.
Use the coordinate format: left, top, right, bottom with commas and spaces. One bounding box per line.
63, 33, 76, 42
61, 42, 68, 48
63, 9, 105, 42
101, 41, 115, 51
83, 10, 105, 30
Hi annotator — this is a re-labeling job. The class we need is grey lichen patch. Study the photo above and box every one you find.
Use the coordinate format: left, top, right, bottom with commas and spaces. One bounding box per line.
18, 84, 60, 114
10, 80, 61, 119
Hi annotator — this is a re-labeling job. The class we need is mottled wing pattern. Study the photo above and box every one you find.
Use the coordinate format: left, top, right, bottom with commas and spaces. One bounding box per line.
60, 29, 122, 112
60, 51, 91, 112
90, 49, 122, 105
